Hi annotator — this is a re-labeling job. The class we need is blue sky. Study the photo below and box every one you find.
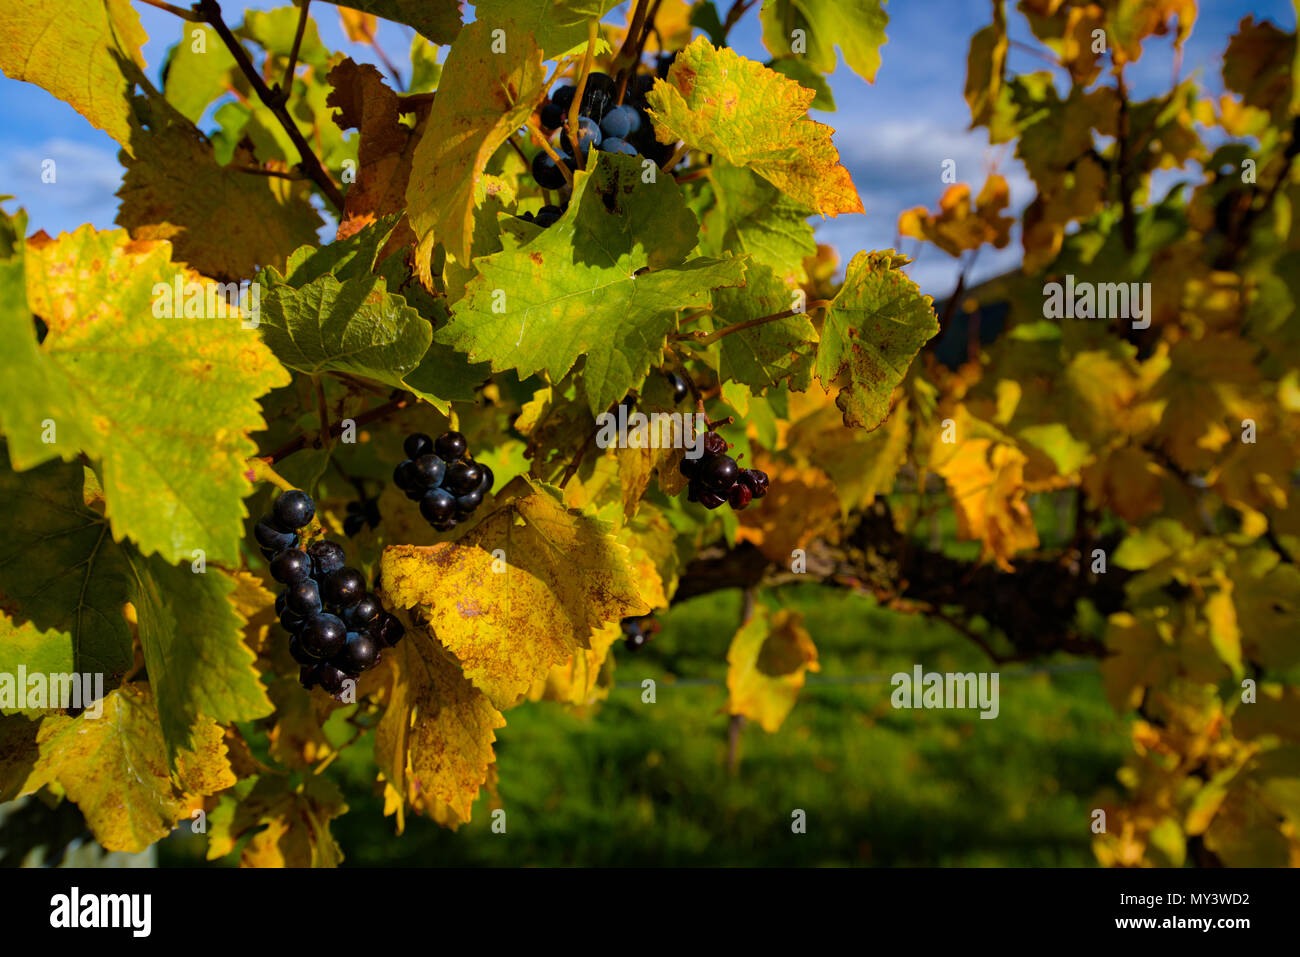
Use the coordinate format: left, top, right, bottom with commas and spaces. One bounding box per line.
0, 1, 1293, 299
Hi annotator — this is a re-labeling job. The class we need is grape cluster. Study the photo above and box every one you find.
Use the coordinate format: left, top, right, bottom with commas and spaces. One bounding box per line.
258, 489, 405, 695
620, 614, 659, 651
680, 432, 770, 510
392, 430, 493, 532
530, 65, 681, 195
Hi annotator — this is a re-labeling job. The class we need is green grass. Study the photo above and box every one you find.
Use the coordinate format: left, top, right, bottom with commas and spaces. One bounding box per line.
225, 584, 1131, 867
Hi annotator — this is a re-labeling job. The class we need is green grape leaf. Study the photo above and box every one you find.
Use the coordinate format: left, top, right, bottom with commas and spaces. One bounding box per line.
406, 18, 547, 266
236, 8, 331, 69
278, 215, 401, 287
10, 686, 236, 853
473, 1, 618, 59
381, 478, 654, 709
0, 456, 273, 759
2, 221, 289, 566
708, 262, 817, 392
701, 161, 817, 285
116, 110, 324, 283
436, 153, 748, 414
0, 0, 147, 149
814, 251, 938, 429
312, 0, 462, 45
162, 24, 237, 124
646, 37, 863, 215
257, 272, 434, 396
759, 0, 889, 82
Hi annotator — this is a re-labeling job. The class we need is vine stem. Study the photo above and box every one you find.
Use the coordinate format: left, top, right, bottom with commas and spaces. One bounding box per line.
276, 0, 311, 106
672, 300, 830, 345
138, 0, 202, 20
246, 456, 296, 493
312, 375, 333, 454
257, 393, 412, 465
661, 141, 690, 172
526, 120, 574, 189
720, 0, 758, 42
567, 20, 600, 171
614, 0, 658, 105
194, 0, 345, 210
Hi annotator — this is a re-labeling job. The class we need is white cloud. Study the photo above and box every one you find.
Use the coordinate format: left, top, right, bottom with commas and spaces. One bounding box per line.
0, 138, 124, 234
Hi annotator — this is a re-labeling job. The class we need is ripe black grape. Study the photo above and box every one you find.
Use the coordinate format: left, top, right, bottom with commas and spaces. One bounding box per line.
285, 578, 323, 616
255, 520, 297, 554
404, 433, 433, 459
729, 483, 752, 510
600, 104, 639, 139
476, 463, 495, 494
307, 540, 346, 578
599, 137, 637, 156
343, 513, 366, 537
696, 487, 727, 510
273, 489, 315, 530
531, 150, 568, 190
535, 204, 563, 227
667, 372, 689, 402
325, 567, 366, 608
270, 548, 311, 584
445, 461, 483, 495
539, 101, 565, 130
372, 612, 406, 647
699, 454, 739, 492
420, 488, 457, 523
560, 116, 602, 158
288, 634, 317, 665
337, 632, 379, 675
279, 607, 305, 633
393, 459, 417, 490
551, 84, 575, 109
702, 431, 727, 456
300, 613, 347, 658
413, 453, 447, 488
740, 468, 769, 499
434, 431, 468, 462
455, 489, 484, 514
316, 663, 347, 694
343, 593, 381, 630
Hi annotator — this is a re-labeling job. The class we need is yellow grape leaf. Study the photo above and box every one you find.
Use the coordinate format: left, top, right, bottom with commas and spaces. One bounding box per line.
337, 7, 378, 43
0, 0, 147, 149
15, 686, 235, 853
931, 438, 1039, 570
265, 676, 335, 770
116, 114, 323, 282
898, 176, 1015, 258
1224, 16, 1295, 123
1227, 549, 1300, 670
528, 620, 621, 707
208, 774, 347, 868
375, 630, 504, 822
1080, 446, 1166, 523
381, 478, 653, 708
726, 606, 819, 733
735, 458, 842, 563
1149, 335, 1259, 472
1108, 0, 1197, 66
326, 59, 419, 246
1204, 584, 1244, 678
646, 37, 863, 216
406, 19, 546, 265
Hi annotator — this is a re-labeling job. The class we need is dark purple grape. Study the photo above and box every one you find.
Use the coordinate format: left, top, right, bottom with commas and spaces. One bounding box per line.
532, 150, 568, 190
434, 431, 468, 462
343, 513, 366, 537
445, 461, 483, 495
540, 101, 565, 130
300, 664, 320, 689
279, 607, 305, 633
288, 634, 318, 665
535, 205, 564, 227
667, 372, 688, 402
625, 630, 647, 651
270, 548, 311, 584
285, 578, 322, 616
393, 459, 418, 490
476, 463, 495, 495
337, 632, 379, 675
699, 454, 739, 492
342, 593, 381, 630
432, 518, 457, 533
742, 468, 769, 499
598, 137, 637, 156
680, 454, 701, 479
255, 520, 297, 554
316, 663, 347, 694
413, 454, 447, 488
702, 432, 727, 456
697, 488, 727, 510
729, 483, 752, 510
686, 481, 700, 503
300, 612, 347, 658
307, 540, 346, 578
420, 488, 457, 523
600, 104, 639, 139
372, 612, 406, 647
273, 489, 315, 530
404, 433, 433, 460
550, 84, 576, 109
455, 489, 483, 514
325, 567, 366, 608
560, 116, 602, 157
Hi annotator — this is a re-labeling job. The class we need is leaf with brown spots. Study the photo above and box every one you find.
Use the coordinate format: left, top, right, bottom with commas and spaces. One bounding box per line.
646, 37, 863, 216
813, 250, 937, 429
11, 686, 236, 853
6, 222, 289, 565
207, 773, 348, 867
381, 478, 654, 708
